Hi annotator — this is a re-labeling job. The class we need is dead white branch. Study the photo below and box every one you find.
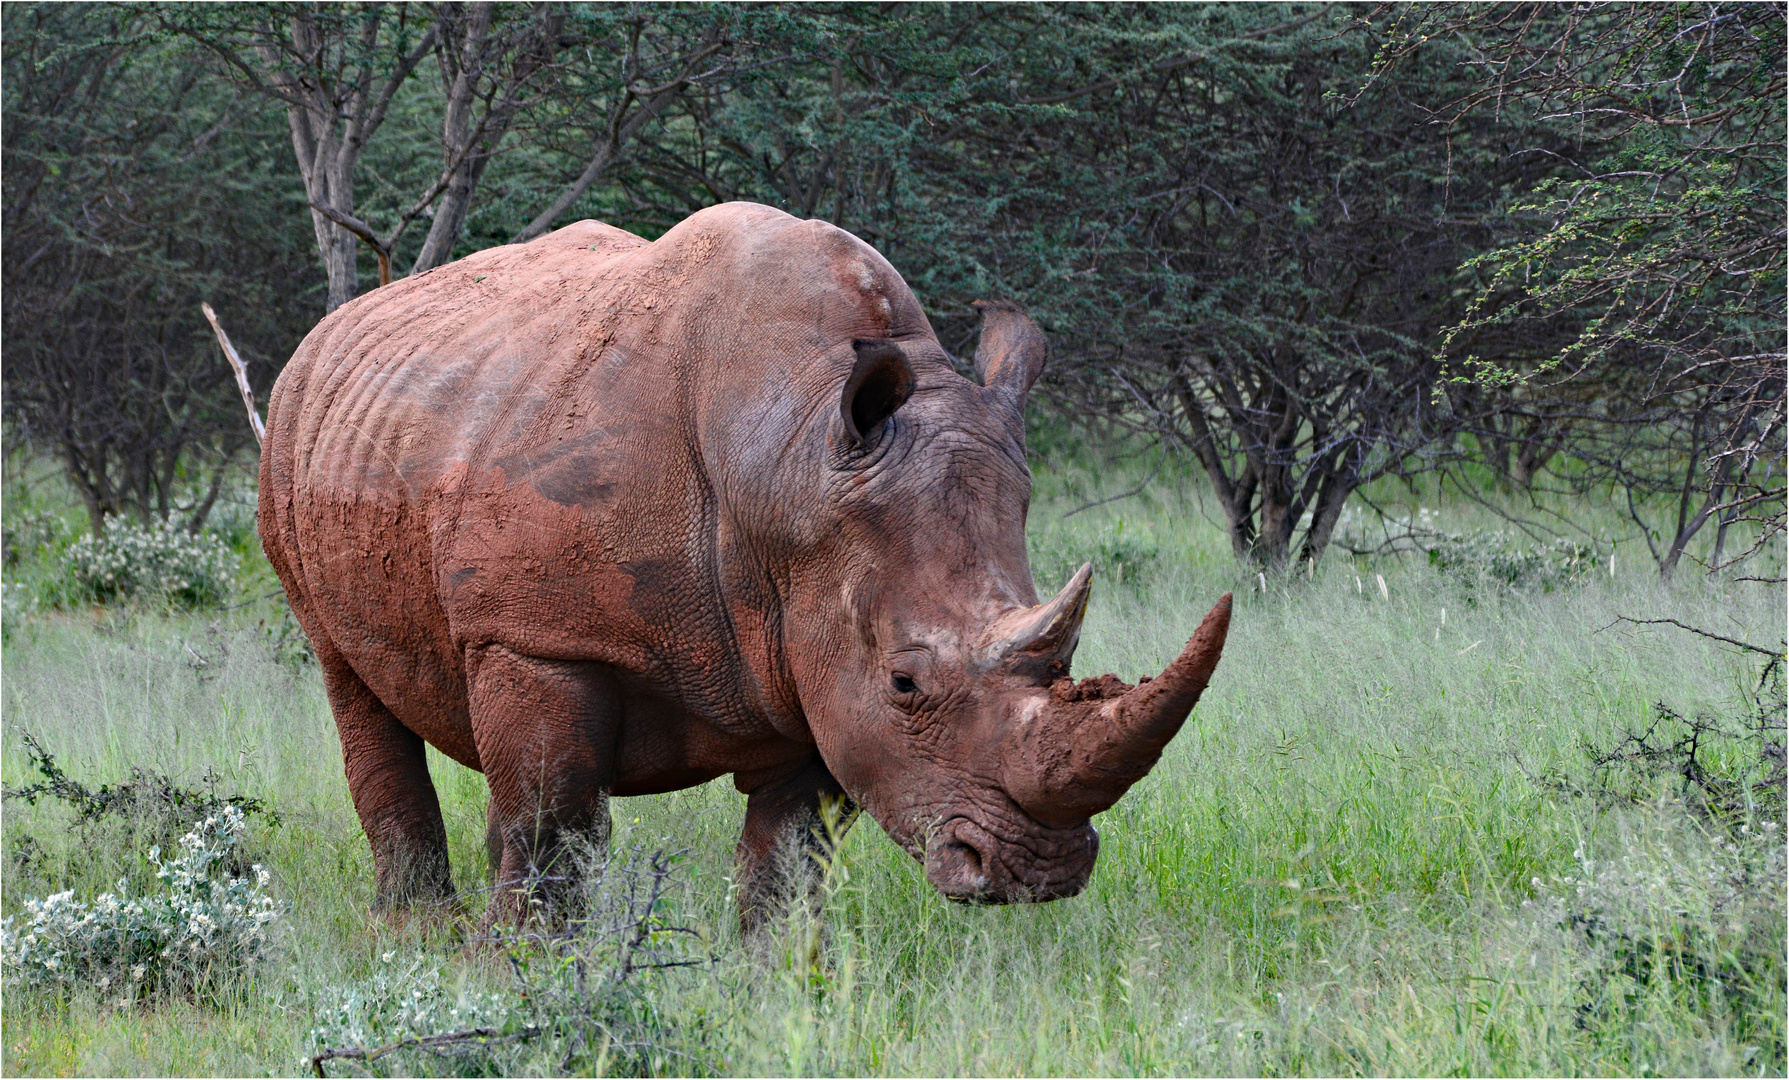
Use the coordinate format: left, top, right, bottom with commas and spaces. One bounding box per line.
201, 302, 266, 448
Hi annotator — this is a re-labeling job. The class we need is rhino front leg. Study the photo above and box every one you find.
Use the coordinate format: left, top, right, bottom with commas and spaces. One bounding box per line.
466, 644, 620, 925
733, 754, 858, 938
316, 642, 453, 910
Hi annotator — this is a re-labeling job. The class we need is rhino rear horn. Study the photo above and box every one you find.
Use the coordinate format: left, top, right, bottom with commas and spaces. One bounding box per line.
981, 563, 1092, 672
843, 340, 915, 444
971, 300, 1047, 400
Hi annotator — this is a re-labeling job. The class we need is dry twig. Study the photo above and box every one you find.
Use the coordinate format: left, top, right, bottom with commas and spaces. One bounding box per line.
201, 302, 265, 448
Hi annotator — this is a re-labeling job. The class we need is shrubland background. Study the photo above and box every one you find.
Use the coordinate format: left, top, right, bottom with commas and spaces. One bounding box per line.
2, 2, 1785, 1077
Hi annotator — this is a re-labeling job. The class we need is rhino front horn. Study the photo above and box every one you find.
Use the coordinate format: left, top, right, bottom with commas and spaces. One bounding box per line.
1002, 593, 1232, 828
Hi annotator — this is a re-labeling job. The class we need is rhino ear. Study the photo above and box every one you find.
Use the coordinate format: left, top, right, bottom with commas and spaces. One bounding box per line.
842, 340, 915, 444
971, 300, 1047, 400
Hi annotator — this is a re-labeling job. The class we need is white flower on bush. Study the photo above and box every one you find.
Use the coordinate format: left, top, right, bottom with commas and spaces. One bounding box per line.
1, 805, 279, 1000
307, 954, 513, 1059
65, 518, 237, 608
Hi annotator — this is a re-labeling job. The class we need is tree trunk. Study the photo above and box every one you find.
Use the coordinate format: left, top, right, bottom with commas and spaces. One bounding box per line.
1251, 464, 1295, 570
414, 4, 563, 270
1511, 432, 1556, 487
312, 215, 360, 313
1659, 439, 1733, 581
1297, 468, 1355, 566
411, 4, 493, 273
282, 95, 358, 310
1176, 376, 1258, 563
248, 11, 437, 310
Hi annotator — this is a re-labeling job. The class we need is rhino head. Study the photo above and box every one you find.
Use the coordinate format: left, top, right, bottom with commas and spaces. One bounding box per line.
765, 298, 1231, 904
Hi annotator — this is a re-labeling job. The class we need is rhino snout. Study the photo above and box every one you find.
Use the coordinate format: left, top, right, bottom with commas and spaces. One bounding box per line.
922, 814, 1099, 903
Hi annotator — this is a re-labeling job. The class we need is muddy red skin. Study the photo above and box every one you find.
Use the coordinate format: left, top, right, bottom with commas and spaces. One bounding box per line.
258, 202, 1230, 930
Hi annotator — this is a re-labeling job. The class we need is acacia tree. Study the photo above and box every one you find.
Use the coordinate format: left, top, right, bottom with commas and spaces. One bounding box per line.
177, 3, 743, 303
603, 5, 1565, 568
171, 4, 439, 310
408, 3, 566, 271
1366, 2, 1787, 578
1062, 10, 1517, 568
1, 4, 322, 530
505, 5, 736, 244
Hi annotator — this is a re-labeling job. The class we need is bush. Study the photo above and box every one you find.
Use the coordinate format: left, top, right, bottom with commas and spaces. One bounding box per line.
1031, 517, 1162, 594
1, 804, 281, 1005
1426, 529, 1609, 591
3, 732, 279, 909
305, 845, 713, 1078
4, 731, 278, 833
1529, 826, 1785, 1059
1537, 647, 1789, 1059
203, 485, 262, 556
2, 506, 77, 636
2, 508, 75, 568
305, 955, 516, 1077
64, 517, 237, 608
1574, 652, 1786, 830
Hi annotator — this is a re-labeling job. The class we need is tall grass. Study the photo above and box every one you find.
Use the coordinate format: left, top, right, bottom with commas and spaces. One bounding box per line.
3, 448, 1783, 1076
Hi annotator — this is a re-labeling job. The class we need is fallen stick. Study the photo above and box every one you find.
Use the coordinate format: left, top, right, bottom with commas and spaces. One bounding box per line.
201, 301, 266, 448
309, 1026, 541, 1078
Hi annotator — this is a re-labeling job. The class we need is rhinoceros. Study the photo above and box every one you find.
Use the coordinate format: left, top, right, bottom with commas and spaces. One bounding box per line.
259, 202, 1230, 930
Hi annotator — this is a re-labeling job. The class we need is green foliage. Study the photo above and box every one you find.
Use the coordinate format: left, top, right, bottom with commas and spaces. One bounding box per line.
4, 731, 277, 832
1, 3, 322, 527
2, 508, 75, 570
1579, 659, 1786, 827
64, 518, 238, 610
1426, 530, 1611, 592
5, 2, 1782, 577
1367, 2, 1787, 575
305, 955, 515, 1077
3, 731, 280, 908
1429, 6, 1785, 388
1538, 824, 1784, 1062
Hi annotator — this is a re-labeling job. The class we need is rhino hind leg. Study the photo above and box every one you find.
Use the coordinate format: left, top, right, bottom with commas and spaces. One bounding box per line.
467, 644, 620, 925
733, 754, 858, 940
484, 797, 503, 882
316, 642, 454, 911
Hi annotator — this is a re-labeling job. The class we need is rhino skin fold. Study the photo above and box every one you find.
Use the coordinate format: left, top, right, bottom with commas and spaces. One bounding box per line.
259, 202, 1231, 931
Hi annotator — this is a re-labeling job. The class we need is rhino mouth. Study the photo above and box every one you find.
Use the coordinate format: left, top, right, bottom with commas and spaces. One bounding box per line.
922, 813, 1099, 903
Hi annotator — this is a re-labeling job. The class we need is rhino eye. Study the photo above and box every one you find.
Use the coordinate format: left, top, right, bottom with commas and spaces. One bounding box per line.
891, 673, 919, 694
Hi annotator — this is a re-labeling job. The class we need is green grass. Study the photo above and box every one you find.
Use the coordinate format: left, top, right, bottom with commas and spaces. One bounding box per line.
3, 450, 1784, 1076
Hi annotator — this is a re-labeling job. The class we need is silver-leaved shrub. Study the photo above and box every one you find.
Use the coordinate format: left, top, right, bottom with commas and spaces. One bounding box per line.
1427, 530, 1609, 590
305, 953, 516, 1073
1, 805, 279, 1004
64, 518, 237, 608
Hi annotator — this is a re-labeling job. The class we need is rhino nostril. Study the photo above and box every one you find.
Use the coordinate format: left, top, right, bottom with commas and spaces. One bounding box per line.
926, 821, 992, 896
947, 838, 983, 877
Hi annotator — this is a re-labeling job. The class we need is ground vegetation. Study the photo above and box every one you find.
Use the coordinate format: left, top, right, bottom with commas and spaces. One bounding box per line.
1, 453, 1783, 1075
